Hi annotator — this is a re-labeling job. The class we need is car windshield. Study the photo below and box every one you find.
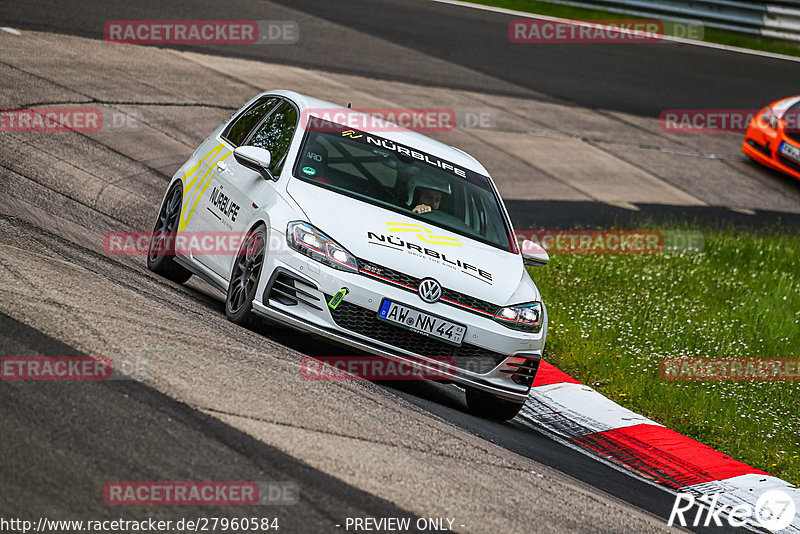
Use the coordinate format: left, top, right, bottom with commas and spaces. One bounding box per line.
292, 119, 515, 251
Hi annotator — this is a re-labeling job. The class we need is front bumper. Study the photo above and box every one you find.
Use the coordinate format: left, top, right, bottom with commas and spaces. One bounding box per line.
742, 120, 800, 180
251, 229, 547, 403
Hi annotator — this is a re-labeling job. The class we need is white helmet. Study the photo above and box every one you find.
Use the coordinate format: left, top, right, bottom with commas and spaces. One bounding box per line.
406, 174, 451, 206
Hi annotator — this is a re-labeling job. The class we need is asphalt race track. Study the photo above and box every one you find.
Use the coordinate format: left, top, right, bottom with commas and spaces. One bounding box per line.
2, 0, 797, 532
4, 0, 800, 115
0, 312, 426, 531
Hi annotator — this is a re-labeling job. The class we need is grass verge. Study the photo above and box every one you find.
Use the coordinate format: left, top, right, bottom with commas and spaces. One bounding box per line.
464, 0, 800, 57
527, 226, 800, 484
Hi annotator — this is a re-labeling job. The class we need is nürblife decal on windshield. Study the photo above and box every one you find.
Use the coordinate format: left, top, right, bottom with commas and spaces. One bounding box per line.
337, 128, 467, 178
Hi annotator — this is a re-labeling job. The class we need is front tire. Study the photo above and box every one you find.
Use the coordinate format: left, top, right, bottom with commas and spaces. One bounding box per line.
465, 388, 524, 421
147, 183, 192, 284
225, 224, 266, 327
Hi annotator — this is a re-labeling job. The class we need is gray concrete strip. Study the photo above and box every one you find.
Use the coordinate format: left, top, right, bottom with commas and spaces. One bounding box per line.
0, 31, 254, 108
2, 130, 159, 225
105, 104, 233, 149
436, 129, 593, 201
594, 143, 800, 213
170, 50, 380, 107
0, 62, 88, 108
468, 129, 706, 205
605, 112, 751, 160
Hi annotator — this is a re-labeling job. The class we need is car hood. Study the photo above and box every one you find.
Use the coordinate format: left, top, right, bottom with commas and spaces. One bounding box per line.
287, 179, 526, 305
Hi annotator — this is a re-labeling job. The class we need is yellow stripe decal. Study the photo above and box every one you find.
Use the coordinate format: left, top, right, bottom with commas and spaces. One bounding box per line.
179, 144, 230, 232
386, 222, 461, 246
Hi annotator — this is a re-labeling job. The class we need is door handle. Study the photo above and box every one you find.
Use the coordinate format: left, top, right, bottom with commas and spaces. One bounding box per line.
216, 161, 227, 172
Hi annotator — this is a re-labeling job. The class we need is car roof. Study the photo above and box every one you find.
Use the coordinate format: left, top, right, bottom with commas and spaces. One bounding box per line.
263, 89, 492, 177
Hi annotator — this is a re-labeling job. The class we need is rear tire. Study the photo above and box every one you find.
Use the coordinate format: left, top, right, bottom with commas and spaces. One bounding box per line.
225, 224, 266, 327
147, 183, 192, 284
465, 388, 524, 421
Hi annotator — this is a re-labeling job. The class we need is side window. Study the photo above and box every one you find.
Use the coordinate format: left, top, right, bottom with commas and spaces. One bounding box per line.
246, 101, 298, 175
223, 97, 279, 147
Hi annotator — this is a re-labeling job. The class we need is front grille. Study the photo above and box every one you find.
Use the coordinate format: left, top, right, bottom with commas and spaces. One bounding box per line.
778, 154, 800, 173
357, 257, 499, 318
785, 130, 800, 144
326, 297, 507, 374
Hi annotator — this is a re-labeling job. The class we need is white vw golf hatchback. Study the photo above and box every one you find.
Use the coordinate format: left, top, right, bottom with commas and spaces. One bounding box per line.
148, 90, 549, 420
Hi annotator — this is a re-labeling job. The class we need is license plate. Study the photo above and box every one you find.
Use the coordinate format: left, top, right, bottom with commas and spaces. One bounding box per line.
378, 299, 466, 346
780, 141, 800, 162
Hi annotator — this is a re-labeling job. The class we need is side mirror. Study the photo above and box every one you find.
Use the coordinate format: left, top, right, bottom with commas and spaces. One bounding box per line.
521, 239, 549, 267
233, 146, 276, 181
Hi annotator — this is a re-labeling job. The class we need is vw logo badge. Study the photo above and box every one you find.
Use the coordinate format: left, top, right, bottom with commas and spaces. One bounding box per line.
418, 278, 442, 304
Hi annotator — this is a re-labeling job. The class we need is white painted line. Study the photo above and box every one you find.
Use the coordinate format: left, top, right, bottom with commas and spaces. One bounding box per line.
429, 0, 800, 63
729, 207, 757, 215
1, 27, 22, 35
606, 201, 639, 211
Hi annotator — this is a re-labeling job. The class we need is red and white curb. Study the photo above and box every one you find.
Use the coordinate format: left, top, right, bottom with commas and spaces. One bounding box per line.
519, 362, 800, 532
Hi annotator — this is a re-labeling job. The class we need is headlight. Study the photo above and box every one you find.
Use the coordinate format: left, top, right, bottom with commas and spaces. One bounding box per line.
493, 302, 543, 332
760, 107, 779, 130
287, 221, 358, 273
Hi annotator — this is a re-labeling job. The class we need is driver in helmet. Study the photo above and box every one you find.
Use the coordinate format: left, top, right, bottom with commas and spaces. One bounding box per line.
408, 176, 451, 214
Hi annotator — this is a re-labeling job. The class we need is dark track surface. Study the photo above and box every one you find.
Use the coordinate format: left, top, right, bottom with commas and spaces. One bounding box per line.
2, 0, 800, 115
0, 312, 425, 532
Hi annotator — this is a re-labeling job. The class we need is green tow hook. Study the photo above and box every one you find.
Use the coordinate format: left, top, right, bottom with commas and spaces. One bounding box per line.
328, 288, 348, 310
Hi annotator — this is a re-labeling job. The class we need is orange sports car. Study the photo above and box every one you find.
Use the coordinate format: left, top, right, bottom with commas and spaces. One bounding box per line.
742, 95, 800, 180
